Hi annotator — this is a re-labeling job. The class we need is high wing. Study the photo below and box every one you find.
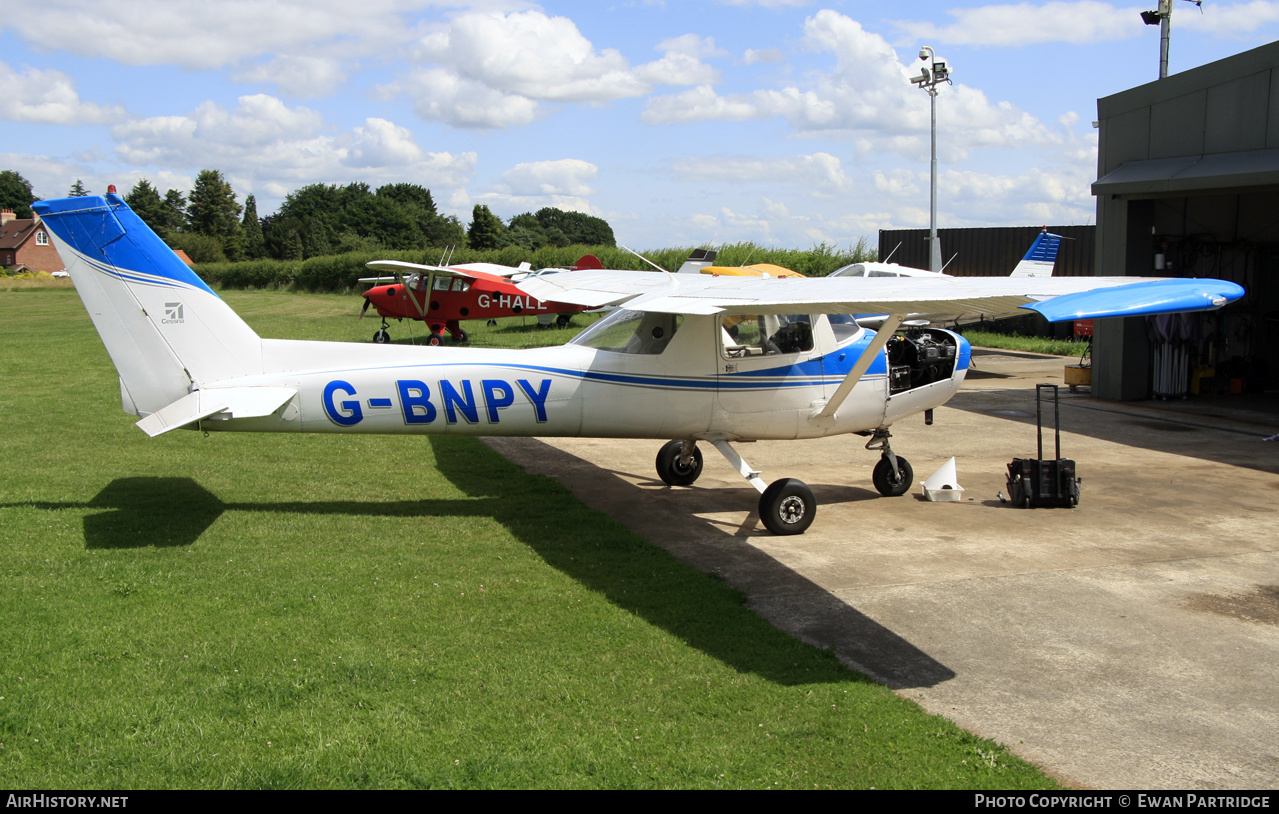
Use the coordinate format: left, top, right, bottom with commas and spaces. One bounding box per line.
362, 260, 531, 286
513, 269, 1244, 323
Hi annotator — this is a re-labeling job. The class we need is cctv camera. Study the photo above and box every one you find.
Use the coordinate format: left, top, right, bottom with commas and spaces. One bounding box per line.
919, 49, 928, 61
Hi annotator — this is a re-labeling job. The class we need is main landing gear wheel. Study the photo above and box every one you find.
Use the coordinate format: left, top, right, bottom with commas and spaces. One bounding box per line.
373, 328, 391, 344
872, 455, 913, 497
556, 314, 572, 328
655, 440, 703, 486
453, 328, 469, 343
426, 332, 445, 346
759, 478, 815, 535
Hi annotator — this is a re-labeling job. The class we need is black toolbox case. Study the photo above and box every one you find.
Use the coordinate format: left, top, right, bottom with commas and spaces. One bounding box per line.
1006, 383, 1080, 508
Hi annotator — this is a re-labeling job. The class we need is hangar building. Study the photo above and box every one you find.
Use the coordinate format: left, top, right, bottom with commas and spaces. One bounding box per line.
1092, 40, 1279, 400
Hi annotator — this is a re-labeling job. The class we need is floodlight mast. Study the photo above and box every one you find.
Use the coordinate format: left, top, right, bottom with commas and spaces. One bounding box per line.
1141, 0, 1204, 79
912, 46, 951, 273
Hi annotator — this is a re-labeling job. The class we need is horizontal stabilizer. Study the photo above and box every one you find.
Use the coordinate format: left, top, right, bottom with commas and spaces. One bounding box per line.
1023, 279, 1245, 322
136, 387, 297, 437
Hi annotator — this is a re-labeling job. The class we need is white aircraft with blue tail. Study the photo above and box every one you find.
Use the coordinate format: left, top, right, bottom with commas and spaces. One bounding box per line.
828, 227, 1063, 280
33, 193, 1243, 535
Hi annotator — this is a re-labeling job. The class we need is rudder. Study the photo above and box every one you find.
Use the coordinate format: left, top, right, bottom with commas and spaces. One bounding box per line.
33, 194, 263, 418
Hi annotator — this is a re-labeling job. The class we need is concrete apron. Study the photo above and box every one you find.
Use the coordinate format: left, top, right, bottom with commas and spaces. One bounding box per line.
484, 348, 1279, 790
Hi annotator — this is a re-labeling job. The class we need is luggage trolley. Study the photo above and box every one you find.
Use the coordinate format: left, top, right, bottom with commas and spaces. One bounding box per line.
1005, 383, 1080, 508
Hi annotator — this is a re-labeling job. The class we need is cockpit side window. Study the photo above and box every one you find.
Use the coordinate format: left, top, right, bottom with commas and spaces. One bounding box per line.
721, 314, 814, 358
828, 314, 862, 344
570, 309, 684, 355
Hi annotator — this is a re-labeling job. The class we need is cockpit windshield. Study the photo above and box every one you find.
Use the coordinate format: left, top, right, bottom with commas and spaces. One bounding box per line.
570, 309, 683, 355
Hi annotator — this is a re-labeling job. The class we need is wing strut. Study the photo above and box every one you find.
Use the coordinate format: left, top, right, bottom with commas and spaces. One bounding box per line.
813, 315, 903, 421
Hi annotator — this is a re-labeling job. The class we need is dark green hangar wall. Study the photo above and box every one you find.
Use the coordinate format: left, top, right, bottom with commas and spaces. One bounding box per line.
878, 225, 1095, 278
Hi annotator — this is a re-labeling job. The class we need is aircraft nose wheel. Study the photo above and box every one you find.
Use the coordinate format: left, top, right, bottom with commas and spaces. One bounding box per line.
656, 440, 703, 486
373, 328, 391, 344
872, 455, 913, 496
760, 478, 815, 535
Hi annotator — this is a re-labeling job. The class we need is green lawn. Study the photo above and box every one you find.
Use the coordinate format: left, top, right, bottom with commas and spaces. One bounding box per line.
0, 288, 1059, 789
963, 330, 1091, 358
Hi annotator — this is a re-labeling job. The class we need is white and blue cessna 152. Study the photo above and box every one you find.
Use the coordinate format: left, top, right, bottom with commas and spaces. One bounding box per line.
33, 193, 1244, 535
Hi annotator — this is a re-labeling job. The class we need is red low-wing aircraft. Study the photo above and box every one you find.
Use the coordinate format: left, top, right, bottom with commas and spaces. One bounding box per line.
359, 255, 607, 345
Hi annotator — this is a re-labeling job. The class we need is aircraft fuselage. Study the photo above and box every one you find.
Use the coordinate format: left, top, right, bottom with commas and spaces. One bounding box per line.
197, 312, 971, 442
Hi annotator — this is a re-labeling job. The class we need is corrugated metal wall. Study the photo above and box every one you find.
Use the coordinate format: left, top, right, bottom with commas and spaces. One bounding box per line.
878, 225, 1095, 278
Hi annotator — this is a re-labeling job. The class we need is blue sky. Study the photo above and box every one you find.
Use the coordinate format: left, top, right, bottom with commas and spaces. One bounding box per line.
4, 0, 1279, 250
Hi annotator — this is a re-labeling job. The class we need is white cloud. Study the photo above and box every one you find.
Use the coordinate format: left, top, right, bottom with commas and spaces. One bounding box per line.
1180, 1, 1279, 35
0, 0, 441, 71
643, 84, 777, 123
383, 68, 543, 129
890, 2, 1145, 47
499, 159, 598, 197
890, 1, 1279, 46
656, 34, 725, 59
233, 55, 349, 98
938, 166, 1095, 225
415, 11, 647, 102
0, 62, 125, 125
742, 48, 786, 65
872, 169, 922, 198
396, 10, 717, 128
643, 10, 1060, 161
670, 153, 854, 194
636, 52, 721, 86
109, 94, 476, 192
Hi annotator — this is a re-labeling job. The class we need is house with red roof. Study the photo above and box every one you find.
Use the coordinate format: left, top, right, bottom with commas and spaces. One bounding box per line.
1, 209, 65, 273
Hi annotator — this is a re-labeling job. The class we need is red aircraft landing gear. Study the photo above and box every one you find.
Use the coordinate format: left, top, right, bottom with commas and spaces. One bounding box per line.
445, 320, 469, 343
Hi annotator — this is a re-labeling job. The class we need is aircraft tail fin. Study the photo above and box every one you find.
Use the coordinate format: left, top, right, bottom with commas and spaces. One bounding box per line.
675, 248, 719, 274
32, 193, 263, 418
1009, 228, 1063, 278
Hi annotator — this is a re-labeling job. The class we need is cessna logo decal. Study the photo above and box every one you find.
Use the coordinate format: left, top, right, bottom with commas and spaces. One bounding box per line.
323, 378, 553, 427
162, 302, 184, 324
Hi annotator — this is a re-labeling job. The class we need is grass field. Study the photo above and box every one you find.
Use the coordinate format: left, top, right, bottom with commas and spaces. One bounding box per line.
0, 288, 1060, 789
962, 330, 1091, 358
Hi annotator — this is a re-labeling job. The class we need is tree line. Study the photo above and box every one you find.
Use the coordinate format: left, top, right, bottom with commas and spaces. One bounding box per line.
0, 169, 616, 264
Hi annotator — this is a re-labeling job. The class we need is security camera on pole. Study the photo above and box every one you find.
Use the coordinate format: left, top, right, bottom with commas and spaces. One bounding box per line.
911, 46, 951, 273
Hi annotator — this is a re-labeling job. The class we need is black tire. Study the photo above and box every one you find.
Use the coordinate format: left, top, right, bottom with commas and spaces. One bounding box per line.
426, 332, 444, 347
556, 314, 571, 328
872, 455, 913, 496
373, 329, 390, 344
453, 329, 469, 343
655, 440, 703, 486
759, 478, 816, 535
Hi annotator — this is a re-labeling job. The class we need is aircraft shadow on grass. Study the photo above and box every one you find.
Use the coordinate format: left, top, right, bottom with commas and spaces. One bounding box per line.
7, 455, 955, 689
8, 476, 505, 551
